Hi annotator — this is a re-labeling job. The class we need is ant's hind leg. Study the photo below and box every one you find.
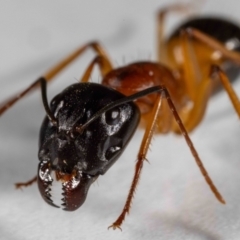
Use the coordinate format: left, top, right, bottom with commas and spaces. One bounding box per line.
183, 28, 240, 65
177, 29, 240, 129
181, 64, 240, 133
210, 65, 240, 117
157, 3, 194, 64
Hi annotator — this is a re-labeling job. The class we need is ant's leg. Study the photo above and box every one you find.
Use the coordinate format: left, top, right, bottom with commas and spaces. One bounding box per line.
15, 176, 37, 189
80, 55, 113, 83
0, 41, 112, 116
176, 65, 240, 133
183, 28, 240, 64
108, 86, 225, 230
211, 65, 240, 117
173, 73, 212, 133
175, 30, 240, 132
157, 4, 194, 64
108, 92, 163, 230
164, 88, 225, 205
179, 30, 203, 101
44, 41, 112, 80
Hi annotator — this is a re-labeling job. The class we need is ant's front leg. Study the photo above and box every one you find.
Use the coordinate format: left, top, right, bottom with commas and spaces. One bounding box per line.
14, 77, 55, 189
210, 65, 240, 117
80, 55, 113, 83
108, 91, 163, 231
15, 176, 37, 189
0, 41, 112, 116
108, 86, 225, 230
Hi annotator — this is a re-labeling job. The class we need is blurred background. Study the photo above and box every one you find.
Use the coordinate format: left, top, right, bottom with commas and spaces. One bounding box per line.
0, 0, 240, 239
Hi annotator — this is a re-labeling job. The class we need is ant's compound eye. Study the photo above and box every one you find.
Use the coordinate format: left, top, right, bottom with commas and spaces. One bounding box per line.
105, 108, 121, 125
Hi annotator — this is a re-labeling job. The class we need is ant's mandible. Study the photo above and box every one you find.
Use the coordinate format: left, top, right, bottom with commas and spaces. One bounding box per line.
1, 4, 240, 230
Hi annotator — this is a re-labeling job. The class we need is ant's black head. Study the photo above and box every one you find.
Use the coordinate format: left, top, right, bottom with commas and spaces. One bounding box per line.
37, 82, 140, 211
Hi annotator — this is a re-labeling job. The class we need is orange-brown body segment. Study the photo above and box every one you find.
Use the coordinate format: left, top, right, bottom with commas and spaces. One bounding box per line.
102, 62, 186, 133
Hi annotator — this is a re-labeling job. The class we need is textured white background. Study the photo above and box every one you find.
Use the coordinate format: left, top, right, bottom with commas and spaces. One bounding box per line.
0, 0, 240, 239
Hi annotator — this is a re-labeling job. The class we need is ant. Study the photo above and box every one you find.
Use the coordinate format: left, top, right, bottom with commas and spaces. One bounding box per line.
1, 3, 240, 230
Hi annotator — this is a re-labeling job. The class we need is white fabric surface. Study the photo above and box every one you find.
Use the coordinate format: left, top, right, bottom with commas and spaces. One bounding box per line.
0, 0, 240, 239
